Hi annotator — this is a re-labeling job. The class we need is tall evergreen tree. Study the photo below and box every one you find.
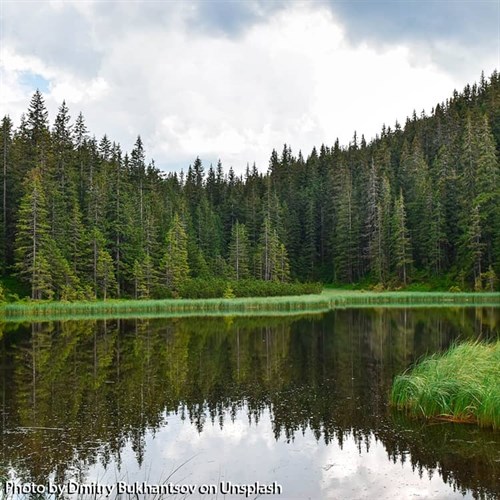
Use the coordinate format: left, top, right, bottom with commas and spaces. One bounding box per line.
228, 221, 250, 280
392, 191, 413, 285
0, 116, 13, 272
2, 71, 500, 296
14, 168, 54, 299
162, 213, 189, 295
26, 90, 50, 171
333, 168, 357, 283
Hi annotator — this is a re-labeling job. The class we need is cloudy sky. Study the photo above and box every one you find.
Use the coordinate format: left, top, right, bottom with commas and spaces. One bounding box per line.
1, 1, 498, 173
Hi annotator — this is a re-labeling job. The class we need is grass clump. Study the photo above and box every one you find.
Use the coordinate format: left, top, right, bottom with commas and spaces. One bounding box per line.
0, 289, 498, 322
391, 341, 500, 429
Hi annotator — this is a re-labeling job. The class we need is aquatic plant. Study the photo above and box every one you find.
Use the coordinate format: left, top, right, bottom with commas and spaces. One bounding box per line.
0, 289, 499, 322
391, 341, 500, 429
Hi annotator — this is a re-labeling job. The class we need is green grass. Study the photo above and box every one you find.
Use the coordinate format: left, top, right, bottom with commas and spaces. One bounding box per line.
391, 341, 500, 429
0, 289, 498, 322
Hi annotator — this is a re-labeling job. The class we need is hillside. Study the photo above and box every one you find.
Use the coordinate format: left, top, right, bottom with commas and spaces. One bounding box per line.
0, 70, 499, 300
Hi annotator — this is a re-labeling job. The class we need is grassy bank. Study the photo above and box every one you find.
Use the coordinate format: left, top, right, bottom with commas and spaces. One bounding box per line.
391, 341, 500, 429
0, 289, 499, 322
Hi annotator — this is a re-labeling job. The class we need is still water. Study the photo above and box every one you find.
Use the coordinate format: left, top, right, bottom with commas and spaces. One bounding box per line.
0, 307, 499, 499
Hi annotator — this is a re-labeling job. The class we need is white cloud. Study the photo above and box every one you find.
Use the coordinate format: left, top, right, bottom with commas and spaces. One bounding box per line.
82, 409, 467, 499
1, 2, 496, 173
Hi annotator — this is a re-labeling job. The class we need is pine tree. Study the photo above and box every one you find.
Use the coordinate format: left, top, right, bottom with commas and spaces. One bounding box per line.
364, 159, 380, 279
466, 204, 484, 284
130, 135, 146, 234
374, 175, 392, 283
276, 242, 291, 282
474, 114, 499, 269
0, 116, 13, 273
133, 254, 158, 299
392, 191, 413, 285
256, 215, 274, 281
66, 197, 87, 271
96, 243, 117, 300
433, 144, 458, 265
26, 90, 50, 172
73, 111, 89, 204
133, 259, 146, 299
427, 199, 447, 275
2, 75, 500, 298
14, 167, 54, 299
49, 243, 83, 301
162, 213, 189, 295
228, 221, 250, 280
333, 168, 357, 283
255, 215, 289, 281
52, 100, 73, 189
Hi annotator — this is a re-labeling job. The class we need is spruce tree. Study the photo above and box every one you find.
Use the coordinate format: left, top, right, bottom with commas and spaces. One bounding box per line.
276, 242, 291, 282
228, 221, 250, 280
96, 246, 117, 300
466, 204, 484, 285
392, 191, 413, 285
133, 254, 158, 299
0, 116, 12, 273
333, 168, 357, 283
26, 90, 50, 172
162, 213, 189, 295
14, 167, 54, 299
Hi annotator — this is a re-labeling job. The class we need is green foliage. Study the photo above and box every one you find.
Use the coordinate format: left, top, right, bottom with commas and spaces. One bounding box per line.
391, 341, 500, 429
1, 73, 500, 300
0, 289, 498, 323
177, 278, 321, 299
162, 213, 189, 295
255, 215, 291, 282
228, 221, 250, 280
14, 167, 55, 299
96, 245, 117, 300
392, 191, 413, 285
482, 265, 498, 292
223, 284, 235, 299
133, 254, 158, 299
178, 278, 227, 299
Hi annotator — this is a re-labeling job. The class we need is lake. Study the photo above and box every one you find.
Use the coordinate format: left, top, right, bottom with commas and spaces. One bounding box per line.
0, 307, 499, 499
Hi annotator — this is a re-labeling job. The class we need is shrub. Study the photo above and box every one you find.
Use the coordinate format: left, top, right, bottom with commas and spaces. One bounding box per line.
177, 278, 322, 299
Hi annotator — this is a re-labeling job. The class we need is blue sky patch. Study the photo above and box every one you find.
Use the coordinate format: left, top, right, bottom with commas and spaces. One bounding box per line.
20, 71, 50, 93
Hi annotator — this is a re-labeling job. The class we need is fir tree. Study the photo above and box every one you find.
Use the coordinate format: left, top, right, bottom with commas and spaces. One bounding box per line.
228, 221, 250, 280
0, 116, 13, 272
392, 191, 413, 285
162, 213, 189, 294
14, 167, 54, 299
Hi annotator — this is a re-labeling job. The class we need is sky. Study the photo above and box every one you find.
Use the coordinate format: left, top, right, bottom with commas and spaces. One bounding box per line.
1, 0, 499, 173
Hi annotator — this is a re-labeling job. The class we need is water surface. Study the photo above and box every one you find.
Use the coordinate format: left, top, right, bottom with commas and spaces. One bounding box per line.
0, 307, 499, 499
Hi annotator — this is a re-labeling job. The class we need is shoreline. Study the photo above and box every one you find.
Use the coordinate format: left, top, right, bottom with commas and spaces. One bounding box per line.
1, 289, 499, 322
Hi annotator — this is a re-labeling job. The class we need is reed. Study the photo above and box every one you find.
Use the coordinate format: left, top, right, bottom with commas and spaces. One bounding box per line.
0, 289, 499, 322
391, 341, 500, 429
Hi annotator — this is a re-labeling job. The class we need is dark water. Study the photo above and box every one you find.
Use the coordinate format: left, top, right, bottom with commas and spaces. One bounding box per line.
0, 307, 499, 499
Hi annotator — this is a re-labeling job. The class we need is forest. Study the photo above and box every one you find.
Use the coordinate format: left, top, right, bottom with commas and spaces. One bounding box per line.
0, 70, 499, 301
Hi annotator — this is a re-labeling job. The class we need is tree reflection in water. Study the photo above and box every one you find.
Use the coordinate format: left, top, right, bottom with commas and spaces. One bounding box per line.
0, 308, 498, 498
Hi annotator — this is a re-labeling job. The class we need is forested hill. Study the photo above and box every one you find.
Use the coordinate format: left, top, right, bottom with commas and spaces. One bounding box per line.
1, 70, 499, 300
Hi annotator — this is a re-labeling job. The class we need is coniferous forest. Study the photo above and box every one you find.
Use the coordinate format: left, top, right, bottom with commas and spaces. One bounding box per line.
0, 71, 499, 301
